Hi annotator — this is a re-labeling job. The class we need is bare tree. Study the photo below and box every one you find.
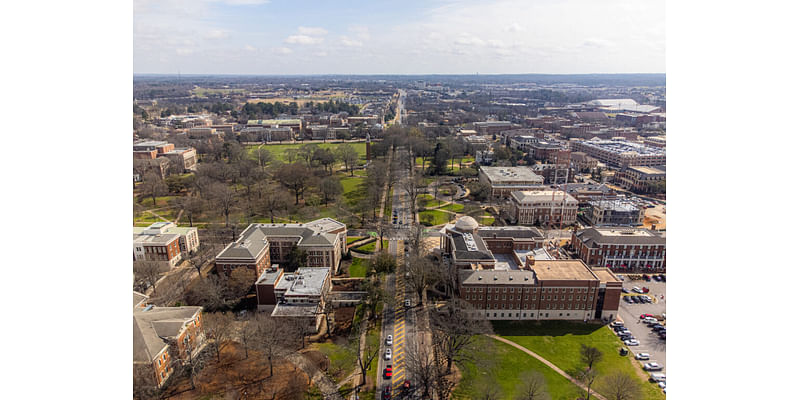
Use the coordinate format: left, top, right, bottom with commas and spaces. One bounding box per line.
180, 195, 205, 227
277, 162, 314, 205
400, 173, 425, 223
140, 170, 167, 207
252, 146, 273, 170
405, 338, 437, 399
133, 363, 160, 400
259, 183, 291, 223
203, 312, 234, 362
184, 274, 229, 311
210, 182, 237, 226
475, 382, 502, 400
335, 144, 360, 176
227, 267, 255, 300
134, 261, 163, 295
252, 313, 293, 377
577, 367, 599, 400
599, 372, 642, 400
351, 324, 380, 388
430, 298, 493, 374
405, 254, 437, 306
580, 344, 603, 370
515, 370, 550, 400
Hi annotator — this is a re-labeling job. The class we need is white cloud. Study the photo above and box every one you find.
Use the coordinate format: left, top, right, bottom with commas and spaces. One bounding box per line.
504, 22, 524, 33
205, 29, 230, 39
285, 35, 323, 45
340, 36, 363, 47
244, 44, 256, 52
274, 47, 293, 54
297, 26, 328, 36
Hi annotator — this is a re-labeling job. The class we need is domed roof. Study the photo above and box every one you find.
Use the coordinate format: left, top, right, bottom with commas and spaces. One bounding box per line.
454, 216, 479, 232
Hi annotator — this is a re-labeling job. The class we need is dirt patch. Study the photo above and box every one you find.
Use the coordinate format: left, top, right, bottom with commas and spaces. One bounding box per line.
164, 342, 310, 400
332, 280, 362, 291
334, 307, 356, 334
302, 349, 331, 372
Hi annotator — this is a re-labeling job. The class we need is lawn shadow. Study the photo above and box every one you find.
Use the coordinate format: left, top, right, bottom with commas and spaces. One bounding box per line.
491, 320, 606, 337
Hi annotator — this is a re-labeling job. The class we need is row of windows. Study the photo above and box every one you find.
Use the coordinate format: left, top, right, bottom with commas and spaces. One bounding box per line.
467, 293, 592, 302
486, 312, 582, 318
466, 287, 590, 294
484, 303, 588, 310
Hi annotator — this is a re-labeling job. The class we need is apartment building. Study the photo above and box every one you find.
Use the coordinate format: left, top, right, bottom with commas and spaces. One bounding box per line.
133, 228, 183, 269
255, 266, 332, 333
133, 293, 204, 388
458, 258, 621, 322
474, 121, 517, 135
571, 227, 666, 272
570, 138, 666, 168
614, 165, 666, 193
478, 166, 545, 198
586, 198, 645, 226
133, 140, 175, 156
216, 218, 347, 277
163, 148, 198, 172
509, 190, 578, 226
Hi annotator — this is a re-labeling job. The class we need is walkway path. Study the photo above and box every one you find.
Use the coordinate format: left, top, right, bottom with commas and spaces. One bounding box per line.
485, 335, 608, 400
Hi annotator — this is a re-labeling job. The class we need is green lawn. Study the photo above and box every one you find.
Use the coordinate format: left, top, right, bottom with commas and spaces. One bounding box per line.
313, 339, 358, 384
492, 321, 665, 400
340, 175, 366, 206
480, 217, 495, 225
354, 240, 389, 253
347, 236, 367, 245
348, 258, 368, 278
418, 209, 452, 226
137, 195, 177, 208
453, 335, 585, 400
247, 142, 366, 166
384, 188, 393, 221
438, 203, 464, 213
364, 321, 382, 390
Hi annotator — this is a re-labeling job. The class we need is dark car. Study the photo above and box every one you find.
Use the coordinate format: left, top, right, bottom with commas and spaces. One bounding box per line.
652, 275, 662, 282
384, 366, 393, 379
383, 386, 392, 399
623, 296, 633, 303
643, 274, 651, 281
659, 274, 666, 281
614, 325, 627, 332
619, 347, 629, 356
631, 296, 641, 303
621, 288, 630, 294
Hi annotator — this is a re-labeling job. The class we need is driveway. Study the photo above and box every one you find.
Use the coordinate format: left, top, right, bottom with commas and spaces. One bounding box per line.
616, 277, 667, 374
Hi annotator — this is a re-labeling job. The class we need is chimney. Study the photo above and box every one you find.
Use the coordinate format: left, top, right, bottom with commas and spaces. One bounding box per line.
526, 255, 536, 269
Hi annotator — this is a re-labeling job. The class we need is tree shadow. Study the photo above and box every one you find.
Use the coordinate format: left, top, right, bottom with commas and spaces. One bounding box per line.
491, 320, 606, 337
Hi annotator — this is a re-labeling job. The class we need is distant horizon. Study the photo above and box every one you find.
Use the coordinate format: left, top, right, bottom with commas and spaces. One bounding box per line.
134, 72, 666, 77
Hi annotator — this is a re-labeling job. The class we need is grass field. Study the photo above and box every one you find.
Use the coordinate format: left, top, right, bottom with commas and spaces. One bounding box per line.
347, 236, 367, 245
354, 240, 389, 253
480, 217, 495, 225
453, 335, 585, 400
313, 338, 358, 384
247, 142, 366, 165
492, 321, 665, 400
348, 258, 368, 278
418, 209, 452, 226
192, 87, 246, 97
438, 203, 464, 213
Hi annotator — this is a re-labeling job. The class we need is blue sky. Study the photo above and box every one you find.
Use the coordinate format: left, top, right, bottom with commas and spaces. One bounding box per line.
134, 0, 665, 75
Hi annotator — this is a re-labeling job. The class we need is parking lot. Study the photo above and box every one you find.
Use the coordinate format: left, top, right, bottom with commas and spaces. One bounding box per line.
616, 275, 667, 375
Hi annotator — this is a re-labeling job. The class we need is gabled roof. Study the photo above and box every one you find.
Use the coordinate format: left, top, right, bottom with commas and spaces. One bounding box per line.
133, 306, 201, 363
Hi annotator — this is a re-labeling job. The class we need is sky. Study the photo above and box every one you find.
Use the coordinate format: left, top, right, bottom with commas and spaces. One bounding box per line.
134, 0, 665, 75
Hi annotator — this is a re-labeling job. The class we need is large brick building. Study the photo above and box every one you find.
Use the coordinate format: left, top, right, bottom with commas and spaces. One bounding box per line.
509, 190, 578, 226
570, 138, 666, 168
255, 266, 332, 333
457, 257, 622, 322
585, 198, 645, 226
215, 218, 347, 277
614, 165, 666, 194
134, 222, 199, 267
133, 293, 204, 388
571, 227, 666, 272
439, 216, 546, 270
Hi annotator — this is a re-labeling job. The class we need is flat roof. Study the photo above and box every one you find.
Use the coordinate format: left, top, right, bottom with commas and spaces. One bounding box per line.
531, 260, 597, 281
628, 165, 666, 175
480, 166, 544, 183
592, 268, 620, 284
511, 190, 577, 203
577, 139, 665, 157
589, 199, 641, 212
275, 267, 329, 296
460, 269, 536, 285
271, 303, 319, 317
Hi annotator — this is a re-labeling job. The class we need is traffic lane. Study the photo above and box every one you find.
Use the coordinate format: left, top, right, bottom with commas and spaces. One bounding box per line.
618, 279, 666, 373
377, 274, 396, 398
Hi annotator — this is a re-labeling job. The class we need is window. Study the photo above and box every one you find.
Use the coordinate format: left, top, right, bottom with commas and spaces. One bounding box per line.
495, 295, 499, 300
502, 295, 506, 301
479, 295, 483, 300
569, 295, 573, 301
502, 288, 506, 293
547, 295, 551, 300
524, 295, 528, 300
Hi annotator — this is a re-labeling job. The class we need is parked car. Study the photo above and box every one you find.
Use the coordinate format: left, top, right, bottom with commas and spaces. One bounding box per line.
610, 321, 624, 327
643, 274, 651, 281
616, 329, 631, 336
653, 275, 662, 282
632, 286, 642, 294
650, 373, 666, 382
631, 296, 641, 303
624, 296, 633, 303
385, 348, 392, 360
383, 366, 393, 379
635, 353, 651, 360
658, 381, 667, 389
643, 317, 658, 324
624, 339, 640, 346
639, 295, 650, 303
405, 299, 411, 307
644, 362, 663, 371
621, 287, 630, 294
640, 313, 654, 319
383, 386, 392, 400
386, 335, 393, 346
652, 325, 666, 332
644, 296, 653, 303
619, 347, 629, 356
642, 287, 650, 293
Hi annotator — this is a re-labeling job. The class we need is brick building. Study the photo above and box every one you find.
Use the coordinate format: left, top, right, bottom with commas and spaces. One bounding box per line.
439, 216, 546, 270
255, 266, 332, 333
134, 222, 200, 260
216, 218, 347, 277
571, 227, 666, 272
585, 198, 645, 226
133, 226, 184, 269
614, 165, 666, 194
133, 293, 204, 388
569, 138, 666, 168
474, 121, 517, 135
163, 148, 198, 172
509, 190, 578, 226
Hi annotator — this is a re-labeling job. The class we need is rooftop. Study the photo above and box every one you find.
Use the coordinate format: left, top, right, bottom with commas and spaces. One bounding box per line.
460, 269, 536, 285
531, 260, 598, 281
271, 303, 320, 317
578, 139, 665, 157
133, 305, 201, 363
275, 267, 329, 297
589, 198, 641, 212
511, 190, 578, 204
628, 165, 667, 175
575, 227, 665, 247
480, 166, 544, 183
217, 218, 344, 260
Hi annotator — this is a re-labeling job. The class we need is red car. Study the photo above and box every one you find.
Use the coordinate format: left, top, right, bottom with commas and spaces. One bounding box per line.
640, 313, 654, 319
383, 365, 393, 379
642, 287, 650, 293
383, 386, 392, 399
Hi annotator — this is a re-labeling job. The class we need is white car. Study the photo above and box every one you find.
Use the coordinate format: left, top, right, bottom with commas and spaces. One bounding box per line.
386, 335, 393, 346
644, 362, 663, 371
632, 287, 643, 294
405, 299, 411, 307
610, 321, 624, 327
658, 382, 667, 389
616, 329, 631, 336
635, 353, 650, 360
385, 348, 392, 360
650, 373, 666, 382
643, 317, 658, 324
624, 339, 640, 346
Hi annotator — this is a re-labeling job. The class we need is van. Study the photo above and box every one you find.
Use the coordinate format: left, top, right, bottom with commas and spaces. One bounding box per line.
650, 373, 666, 382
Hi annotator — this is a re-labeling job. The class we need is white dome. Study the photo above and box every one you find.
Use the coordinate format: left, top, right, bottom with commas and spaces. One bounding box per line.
454, 216, 479, 232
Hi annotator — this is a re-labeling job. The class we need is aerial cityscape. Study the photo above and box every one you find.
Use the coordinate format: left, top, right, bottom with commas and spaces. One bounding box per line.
132, 2, 666, 400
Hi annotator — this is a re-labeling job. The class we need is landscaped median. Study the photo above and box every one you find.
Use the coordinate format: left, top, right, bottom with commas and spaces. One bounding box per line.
490, 320, 665, 399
